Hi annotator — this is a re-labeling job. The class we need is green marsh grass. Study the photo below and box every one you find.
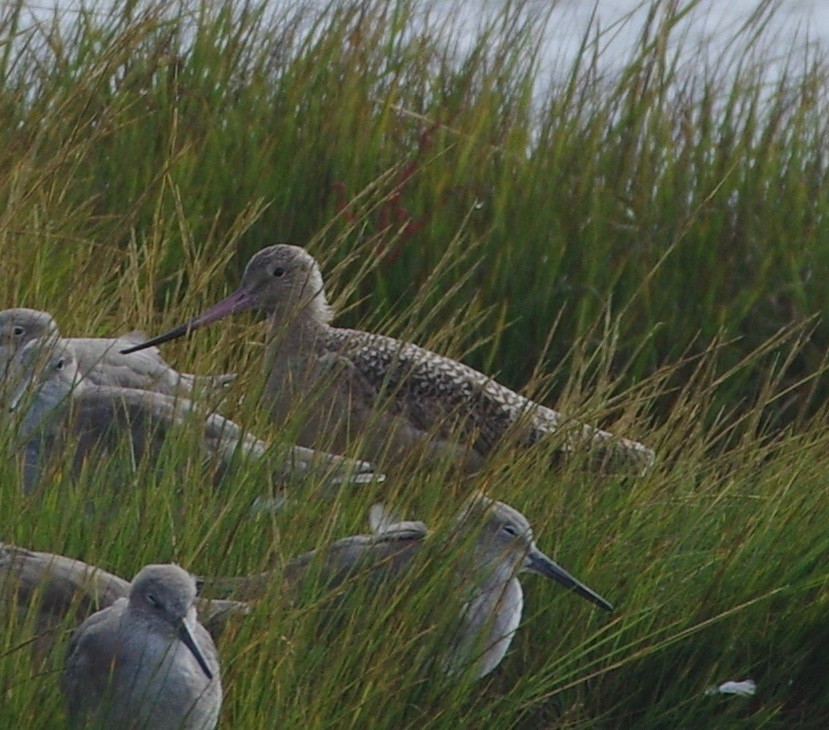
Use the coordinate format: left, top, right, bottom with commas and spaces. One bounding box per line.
1, 0, 829, 726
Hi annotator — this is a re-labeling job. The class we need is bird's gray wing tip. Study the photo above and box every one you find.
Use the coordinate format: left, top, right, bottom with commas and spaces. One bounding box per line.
369, 503, 427, 534
368, 503, 393, 532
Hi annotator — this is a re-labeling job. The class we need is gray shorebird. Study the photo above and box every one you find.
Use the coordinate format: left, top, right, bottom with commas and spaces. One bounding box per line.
62, 564, 222, 729
7, 338, 381, 493
368, 502, 428, 535
0, 542, 249, 660
121, 244, 654, 473
0, 307, 234, 396
203, 494, 612, 680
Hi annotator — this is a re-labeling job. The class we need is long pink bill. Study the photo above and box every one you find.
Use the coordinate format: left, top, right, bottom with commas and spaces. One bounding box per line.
120, 287, 256, 354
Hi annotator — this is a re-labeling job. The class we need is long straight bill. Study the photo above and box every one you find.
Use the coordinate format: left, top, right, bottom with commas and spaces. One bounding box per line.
120, 288, 256, 354
177, 621, 214, 680
526, 546, 613, 612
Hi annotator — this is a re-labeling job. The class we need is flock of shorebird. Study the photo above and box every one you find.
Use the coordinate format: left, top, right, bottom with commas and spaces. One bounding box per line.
1, 244, 653, 728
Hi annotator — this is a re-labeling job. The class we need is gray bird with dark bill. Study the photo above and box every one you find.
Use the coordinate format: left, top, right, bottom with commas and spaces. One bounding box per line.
121, 244, 654, 474
0, 307, 234, 396
62, 564, 222, 729
0, 542, 249, 660
7, 338, 381, 493
203, 493, 612, 680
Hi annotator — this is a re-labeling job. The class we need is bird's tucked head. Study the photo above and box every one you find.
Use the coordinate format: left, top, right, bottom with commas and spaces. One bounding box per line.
129, 564, 215, 680
131, 564, 197, 620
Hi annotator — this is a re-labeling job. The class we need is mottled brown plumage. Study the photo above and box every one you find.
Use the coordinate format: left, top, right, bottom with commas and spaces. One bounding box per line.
122, 244, 654, 473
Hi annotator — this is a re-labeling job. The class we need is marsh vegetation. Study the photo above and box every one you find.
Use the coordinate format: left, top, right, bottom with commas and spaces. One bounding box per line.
1, 0, 828, 726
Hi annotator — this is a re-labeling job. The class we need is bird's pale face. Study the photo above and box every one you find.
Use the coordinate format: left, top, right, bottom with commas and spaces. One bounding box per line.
0, 309, 59, 378
457, 495, 614, 612
240, 244, 324, 313
452, 496, 536, 580
6, 340, 81, 436
0, 309, 58, 350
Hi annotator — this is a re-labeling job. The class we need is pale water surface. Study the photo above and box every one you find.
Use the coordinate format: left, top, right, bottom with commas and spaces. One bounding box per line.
22, 1, 829, 80
434, 1, 829, 84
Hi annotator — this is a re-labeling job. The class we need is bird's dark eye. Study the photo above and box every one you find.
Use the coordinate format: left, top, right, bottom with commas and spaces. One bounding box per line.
12, 326, 24, 336
55, 359, 65, 370
147, 593, 161, 608
272, 267, 285, 277
501, 524, 518, 537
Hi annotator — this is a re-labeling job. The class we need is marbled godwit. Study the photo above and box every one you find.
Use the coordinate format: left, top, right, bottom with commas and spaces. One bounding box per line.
122, 245, 654, 473
0, 308, 234, 396
7, 338, 381, 493
0, 543, 249, 660
62, 564, 221, 729
202, 494, 611, 679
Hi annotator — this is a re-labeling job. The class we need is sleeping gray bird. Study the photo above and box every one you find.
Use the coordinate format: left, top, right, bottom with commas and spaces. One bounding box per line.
121, 244, 654, 474
0, 307, 235, 396
62, 564, 222, 729
6, 338, 382, 493
203, 493, 612, 680
0, 543, 249, 661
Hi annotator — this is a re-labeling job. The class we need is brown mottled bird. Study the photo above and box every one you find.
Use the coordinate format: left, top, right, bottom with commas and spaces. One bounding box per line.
122, 244, 654, 473
7, 338, 381, 493
0, 308, 234, 396
201, 494, 612, 680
